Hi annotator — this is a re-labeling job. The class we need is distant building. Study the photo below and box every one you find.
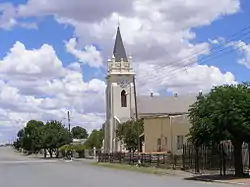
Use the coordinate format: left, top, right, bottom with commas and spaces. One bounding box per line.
72, 139, 86, 145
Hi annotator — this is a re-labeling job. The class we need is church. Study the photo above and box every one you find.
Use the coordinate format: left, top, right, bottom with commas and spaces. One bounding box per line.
103, 26, 197, 153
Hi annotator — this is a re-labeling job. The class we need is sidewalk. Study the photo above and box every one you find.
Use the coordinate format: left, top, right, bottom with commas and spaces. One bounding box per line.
184, 174, 250, 185
72, 158, 97, 163
90, 161, 250, 185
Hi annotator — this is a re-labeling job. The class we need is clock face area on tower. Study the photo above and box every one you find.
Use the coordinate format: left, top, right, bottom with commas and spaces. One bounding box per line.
118, 79, 129, 88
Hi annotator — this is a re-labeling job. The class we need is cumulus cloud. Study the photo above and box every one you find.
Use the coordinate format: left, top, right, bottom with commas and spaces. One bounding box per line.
2, 0, 240, 94
17, 0, 134, 22
0, 2, 37, 29
0, 3, 17, 29
232, 41, 250, 69
51, 0, 239, 94
0, 42, 106, 143
0, 0, 243, 142
136, 63, 236, 94
65, 38, 103, 68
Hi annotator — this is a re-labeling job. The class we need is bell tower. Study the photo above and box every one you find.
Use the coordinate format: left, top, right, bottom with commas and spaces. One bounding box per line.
104, 26, 135, 152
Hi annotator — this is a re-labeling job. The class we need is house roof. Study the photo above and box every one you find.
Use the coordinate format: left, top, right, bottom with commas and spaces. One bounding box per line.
137, 95, 197, 115
113, 26, 128, 62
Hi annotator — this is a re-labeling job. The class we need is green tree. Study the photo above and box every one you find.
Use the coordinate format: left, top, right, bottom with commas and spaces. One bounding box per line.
17, 129, 25, 139
13, 139, 21, 150
188, 83, 250, 176
84, 129, 103, 149
21, 120, 44, 153
71, 126, 88, 139
14, 128, 25, 150
41, 120, 72, 157
116, 119, 144, 152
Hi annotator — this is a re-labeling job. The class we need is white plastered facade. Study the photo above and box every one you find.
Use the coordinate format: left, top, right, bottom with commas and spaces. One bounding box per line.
103, 55, 136, 153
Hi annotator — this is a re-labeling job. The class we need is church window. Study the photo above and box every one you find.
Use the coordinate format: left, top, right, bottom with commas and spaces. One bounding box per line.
121, 90, 127, 107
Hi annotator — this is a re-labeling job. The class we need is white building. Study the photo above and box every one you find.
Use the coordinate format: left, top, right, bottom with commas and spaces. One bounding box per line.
103, 26, 136, 153
103, 26, 197, 153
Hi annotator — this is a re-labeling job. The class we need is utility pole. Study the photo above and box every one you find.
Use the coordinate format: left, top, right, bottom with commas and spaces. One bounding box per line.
67, 111, 71, 132
133, 75, 140, 152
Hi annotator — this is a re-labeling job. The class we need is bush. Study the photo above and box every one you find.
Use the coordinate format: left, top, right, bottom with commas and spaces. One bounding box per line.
73, 144, 85, 158
59, 144, 74, 156
59, 144, 86, 158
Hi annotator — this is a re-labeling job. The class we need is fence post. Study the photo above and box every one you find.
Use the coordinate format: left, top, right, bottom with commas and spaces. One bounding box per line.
119, 153, 122, 164
93, 147, 96, 160
182, 145, 186, 170
150, 154, 152, 166
172, 155, 177, 170
222, 144, 226, 176
157, 154, 160, 167
219, 144, 223, 176
195, 145, 200, 173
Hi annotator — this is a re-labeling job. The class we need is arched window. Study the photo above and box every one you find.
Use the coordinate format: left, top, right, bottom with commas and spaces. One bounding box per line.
121, 90, 127, 107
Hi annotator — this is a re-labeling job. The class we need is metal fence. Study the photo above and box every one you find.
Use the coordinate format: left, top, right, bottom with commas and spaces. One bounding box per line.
73, 149, 102, 159
182, 143, 249, 175
98, 143, 250, 176
98, 152, 183, 169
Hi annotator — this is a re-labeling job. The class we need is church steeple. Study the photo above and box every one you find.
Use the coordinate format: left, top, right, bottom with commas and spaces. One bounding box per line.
113, 26, 128, 62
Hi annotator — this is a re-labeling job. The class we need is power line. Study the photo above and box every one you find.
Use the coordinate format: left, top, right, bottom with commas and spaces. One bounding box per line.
161, 24, 250, 68
135, 27, 250, 85
144, 33, 250, 81
165, 37, 250, 83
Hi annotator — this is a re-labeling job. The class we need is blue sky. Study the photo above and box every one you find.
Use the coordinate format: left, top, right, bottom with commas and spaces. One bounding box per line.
0, 0, 250, 143
191, 0, 250, 82
0, 0, 249, 83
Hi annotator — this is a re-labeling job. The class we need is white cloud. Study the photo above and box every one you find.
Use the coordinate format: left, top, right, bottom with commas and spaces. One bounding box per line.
0, 3, 17, 29
2, 0, 240, 93
232, 41, 250, 69
65, 38, 103, 68
0, 0, 243, 142
0, 42, 65, 79
17, 0, 134, 23
50, 0, 239, 94
0, 3, 37, 29
136, 63, 237, 94
0, 42, 106, 143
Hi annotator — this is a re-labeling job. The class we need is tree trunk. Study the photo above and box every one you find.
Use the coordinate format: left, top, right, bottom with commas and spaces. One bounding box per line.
43, 149, 47, 158
56, 149, 59, 158
49, 149, 53, 158
248, 143, 250, 172
233, 141, 244, 177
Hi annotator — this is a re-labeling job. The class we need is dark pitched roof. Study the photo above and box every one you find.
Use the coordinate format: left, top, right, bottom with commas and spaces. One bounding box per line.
113, 26, 128, 62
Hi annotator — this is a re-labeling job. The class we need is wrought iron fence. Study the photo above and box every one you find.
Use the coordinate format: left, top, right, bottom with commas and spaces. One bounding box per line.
98, 143, 250, 176
182, 143, 249, 175
98, 152, 183, 169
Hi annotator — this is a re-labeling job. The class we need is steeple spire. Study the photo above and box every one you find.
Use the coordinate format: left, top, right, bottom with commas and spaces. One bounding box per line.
113, 26, 128, 62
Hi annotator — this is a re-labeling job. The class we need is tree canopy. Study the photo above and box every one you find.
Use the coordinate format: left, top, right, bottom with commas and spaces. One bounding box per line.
188, 83, 250, 176
41, 120, 72, 150
71, 126, 88, 139
13, 120, 72, 157
116, 119, 144, 152
84, 129, 103, 149
19, 120, 44, 153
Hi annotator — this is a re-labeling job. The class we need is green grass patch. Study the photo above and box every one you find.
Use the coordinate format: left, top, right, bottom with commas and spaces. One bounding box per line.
91, 162, 169, 175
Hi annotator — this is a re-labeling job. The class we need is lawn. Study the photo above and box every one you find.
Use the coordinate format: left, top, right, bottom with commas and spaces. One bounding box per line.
91, 162, 176, 176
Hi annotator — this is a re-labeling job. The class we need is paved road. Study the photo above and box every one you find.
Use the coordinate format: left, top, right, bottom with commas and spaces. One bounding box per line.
0, 147, 235, 187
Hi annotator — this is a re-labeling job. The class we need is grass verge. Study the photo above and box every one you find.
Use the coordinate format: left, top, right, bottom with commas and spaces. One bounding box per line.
91, 162, 172, 176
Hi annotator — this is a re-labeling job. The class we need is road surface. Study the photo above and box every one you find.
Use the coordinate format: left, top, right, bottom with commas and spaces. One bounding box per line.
0, 147, 235, 187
